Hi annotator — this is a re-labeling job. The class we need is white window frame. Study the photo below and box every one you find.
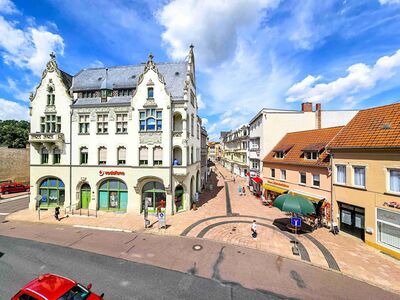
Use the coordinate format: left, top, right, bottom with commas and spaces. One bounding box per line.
312, 174, 320, 187
387, 168, 400, 194
281, 169, 286, 181
376, 207, 400, 252
271, 168, 275, 178
352, 165, 366, 188
335, 164, 347, 185
299, 172, 306, 185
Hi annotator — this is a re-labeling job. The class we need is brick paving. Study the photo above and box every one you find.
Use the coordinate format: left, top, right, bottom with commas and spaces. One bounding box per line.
6, 163, 400, 294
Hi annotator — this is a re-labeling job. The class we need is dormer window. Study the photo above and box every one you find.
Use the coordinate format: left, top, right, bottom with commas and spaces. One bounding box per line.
147, 87, 154, 98
305, 151, 318, 160
275, 151, 285, 159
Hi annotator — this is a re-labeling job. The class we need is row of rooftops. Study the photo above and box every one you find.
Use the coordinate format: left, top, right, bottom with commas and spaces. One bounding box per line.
263, 102, 400, 167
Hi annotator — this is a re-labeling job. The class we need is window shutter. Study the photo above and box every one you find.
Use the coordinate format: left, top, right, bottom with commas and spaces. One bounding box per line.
119, 147, 126, 160
154, 147, 162, 160
140, 147, 148, 160
99, 147, 107, 161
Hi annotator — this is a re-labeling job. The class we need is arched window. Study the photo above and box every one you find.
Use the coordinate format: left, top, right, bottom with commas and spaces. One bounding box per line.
98, 179, 128, 211
39, 177, 65, 207
53, 147, 61, 164
118, 147, 126, 165
146, 118, 155, 131
142, 181, 165, 213
41, 148, 49, 164
98, 147, 107, 165
80, 147, 88, 164
147, 87, 154, 98
139, 109, 162, 131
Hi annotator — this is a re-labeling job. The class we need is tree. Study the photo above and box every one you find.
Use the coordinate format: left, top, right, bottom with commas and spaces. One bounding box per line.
0, 120, 30, 148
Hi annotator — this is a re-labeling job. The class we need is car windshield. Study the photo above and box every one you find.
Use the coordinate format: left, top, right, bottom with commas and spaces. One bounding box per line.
57, 283, 90, 300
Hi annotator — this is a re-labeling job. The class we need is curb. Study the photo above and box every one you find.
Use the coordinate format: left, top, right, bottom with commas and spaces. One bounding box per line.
73, 225, 134, 233
0, 194, 30, 204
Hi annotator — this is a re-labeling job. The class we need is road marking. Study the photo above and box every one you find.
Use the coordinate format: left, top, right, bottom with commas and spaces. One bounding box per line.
0, 213, 9, 215
73, 224, 133, 233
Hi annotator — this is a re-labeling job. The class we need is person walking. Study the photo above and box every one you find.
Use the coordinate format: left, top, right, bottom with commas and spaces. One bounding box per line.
251, 220, 257, 239
238, 185, 242, 196
242, 186, 246, 196
54, 206, 60, 221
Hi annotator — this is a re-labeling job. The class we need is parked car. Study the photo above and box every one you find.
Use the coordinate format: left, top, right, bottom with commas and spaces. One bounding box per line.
0, 182, 30, 194
11, 273, 104, 300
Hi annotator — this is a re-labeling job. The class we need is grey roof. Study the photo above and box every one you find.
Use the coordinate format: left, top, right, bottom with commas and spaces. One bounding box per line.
71, 62, 188, 99
60, 70, 73, 89
73, 97, 131, 107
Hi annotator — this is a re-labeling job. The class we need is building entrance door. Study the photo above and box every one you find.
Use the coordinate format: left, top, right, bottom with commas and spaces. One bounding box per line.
339, 203, 365, 241
80, 183, 91, 209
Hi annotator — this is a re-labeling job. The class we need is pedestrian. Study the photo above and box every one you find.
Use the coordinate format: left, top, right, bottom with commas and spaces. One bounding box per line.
54, 206, 60, 221
242, 186, 246, 196
238, 185, 242, 196
251, 220, 257, 239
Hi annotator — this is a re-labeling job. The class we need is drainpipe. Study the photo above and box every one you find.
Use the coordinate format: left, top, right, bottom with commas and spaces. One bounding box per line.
169, 97, 174, 215
69, 106, 73, 212
329, 153, 334, 232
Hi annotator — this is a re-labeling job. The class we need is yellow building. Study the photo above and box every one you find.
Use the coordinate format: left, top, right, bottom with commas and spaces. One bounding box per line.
328, 103, 400, 258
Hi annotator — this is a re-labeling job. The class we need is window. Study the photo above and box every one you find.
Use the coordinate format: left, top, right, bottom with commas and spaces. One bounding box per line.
197, 124, 200, 139
80, 147, 88, 164
118, 147, 126, 165
271, 168, 275, 178
41, 114, 61, 133
300, 172, 306, 184
242, 141, 247, 150
147, 87, 154, 98
275, 151, 284, 159
47, 94, 55, 105
79, 114, 90, 134
389, 169, 400, 193
82, 91, 96, 98
336, 165, 346, 184
153, 147, 162, 166
39, 177, 65, 207
191, 146, 194, 164
191, 115, 194, 136
97, 114, 108, 134
305, 151, 318, 160
139, 147, 148, 165
18, 294, 39, 300
116, 113, 128, 133
41, 148, 49, 164
377, 208, 400, 251
353, 166, 366, 188
312, 174, 320, 187
99, 179, 128, 211
53, 148, 61, 164
139, 109, 162, 131
98, 147, 107, 165
281, 169, 286, 180
117, 89, 132, 96
190, 90, 195, 106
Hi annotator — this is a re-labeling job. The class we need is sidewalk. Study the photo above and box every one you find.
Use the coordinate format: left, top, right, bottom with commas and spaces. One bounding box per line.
0, 191, 29, 202
5, 163, 400, 295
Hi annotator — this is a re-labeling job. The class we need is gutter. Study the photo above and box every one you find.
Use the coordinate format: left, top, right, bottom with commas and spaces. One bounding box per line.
169, 97, 174, 215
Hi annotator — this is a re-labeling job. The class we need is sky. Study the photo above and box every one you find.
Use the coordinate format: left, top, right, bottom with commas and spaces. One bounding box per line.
1, 0, 400, 140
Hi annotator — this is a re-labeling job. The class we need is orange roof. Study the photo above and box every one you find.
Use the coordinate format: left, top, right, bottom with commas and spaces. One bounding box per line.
328, 103, 400, 149
263, 126, 343, 167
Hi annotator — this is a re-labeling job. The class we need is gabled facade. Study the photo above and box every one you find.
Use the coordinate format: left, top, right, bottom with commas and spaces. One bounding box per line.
29, 47, 202, 215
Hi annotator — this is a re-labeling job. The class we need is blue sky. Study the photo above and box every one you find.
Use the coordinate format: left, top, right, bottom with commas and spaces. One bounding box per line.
1, 0, 400, 140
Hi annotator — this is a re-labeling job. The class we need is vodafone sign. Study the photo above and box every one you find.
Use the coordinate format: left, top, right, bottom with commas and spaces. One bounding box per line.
99, 170, 125, 176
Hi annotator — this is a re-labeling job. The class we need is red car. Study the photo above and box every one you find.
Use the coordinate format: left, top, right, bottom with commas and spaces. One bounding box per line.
12, 273, 104, 300
0, 182, 30, 194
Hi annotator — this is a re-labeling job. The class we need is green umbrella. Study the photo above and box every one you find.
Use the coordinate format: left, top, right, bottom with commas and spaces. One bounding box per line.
273, 194, 316, 215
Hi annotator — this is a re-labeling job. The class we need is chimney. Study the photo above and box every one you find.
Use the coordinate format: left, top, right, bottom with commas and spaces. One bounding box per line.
316, 103, 322, 129
301, 102, 313, 112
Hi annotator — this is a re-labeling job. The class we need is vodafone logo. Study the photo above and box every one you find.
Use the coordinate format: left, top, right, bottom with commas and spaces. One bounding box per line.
99, 170, 125, 176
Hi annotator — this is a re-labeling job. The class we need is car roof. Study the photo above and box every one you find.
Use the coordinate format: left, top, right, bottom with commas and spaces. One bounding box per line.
23, 274, 76, 299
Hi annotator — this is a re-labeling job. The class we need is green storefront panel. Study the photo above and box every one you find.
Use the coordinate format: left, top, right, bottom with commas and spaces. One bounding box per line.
120, 191, 128, 210
99, 191, 108, 209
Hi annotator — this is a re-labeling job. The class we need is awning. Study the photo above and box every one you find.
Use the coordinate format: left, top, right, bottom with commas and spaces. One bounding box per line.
252, 176, 263, 184
289, 191, 324, 203
262, 183, 288, 194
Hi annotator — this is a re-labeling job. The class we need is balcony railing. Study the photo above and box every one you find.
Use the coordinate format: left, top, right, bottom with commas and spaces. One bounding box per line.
29, 133, 65, 147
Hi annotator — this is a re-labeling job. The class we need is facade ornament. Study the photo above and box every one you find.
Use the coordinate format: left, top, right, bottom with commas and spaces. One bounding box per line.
46, 52, 58, 73
45, 106, 57, 113
139, 132, 162, 144
146, 78, 154, 86
143, 98, 157, 107
46, 79, 55, 93
29, 92, 34, 102
109, 109, 116, 121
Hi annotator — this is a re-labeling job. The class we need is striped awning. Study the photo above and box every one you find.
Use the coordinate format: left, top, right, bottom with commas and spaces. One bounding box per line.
262, 183, 288, 194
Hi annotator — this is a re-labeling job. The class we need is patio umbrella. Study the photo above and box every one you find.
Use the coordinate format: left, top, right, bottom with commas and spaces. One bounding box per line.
273, 194, 316, 215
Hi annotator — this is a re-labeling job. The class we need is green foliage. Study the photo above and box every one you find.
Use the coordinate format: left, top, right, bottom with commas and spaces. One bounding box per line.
0, 120, 30, 148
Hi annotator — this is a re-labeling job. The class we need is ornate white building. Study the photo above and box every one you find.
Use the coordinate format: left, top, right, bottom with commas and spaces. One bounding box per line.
28, 47, 203, 215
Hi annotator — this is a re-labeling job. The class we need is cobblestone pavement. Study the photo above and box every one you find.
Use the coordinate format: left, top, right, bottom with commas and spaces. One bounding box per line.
6, 163, 400, 295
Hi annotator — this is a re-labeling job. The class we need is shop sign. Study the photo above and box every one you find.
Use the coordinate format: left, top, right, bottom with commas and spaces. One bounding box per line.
267, 180, 289, 188
99, 170, 125, 176
383, 201, 400, 209
377, 208, 400, 226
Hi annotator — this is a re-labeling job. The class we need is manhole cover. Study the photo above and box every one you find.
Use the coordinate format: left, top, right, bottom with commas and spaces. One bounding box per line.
192, 244, 203, 251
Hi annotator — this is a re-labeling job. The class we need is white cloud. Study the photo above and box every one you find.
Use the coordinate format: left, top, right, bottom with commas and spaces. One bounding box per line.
201, 117, 208, 126
207, 123, 217, 134
158, 0, 280, 67
0, 78, 30, 102
379, 0, 400, 4
0, 16, 64, 76
88, 59, 104, 68
197, 93, 206, 110
0, 0, 19, 14
286, 49, 400, 103
0, 98, 29, 120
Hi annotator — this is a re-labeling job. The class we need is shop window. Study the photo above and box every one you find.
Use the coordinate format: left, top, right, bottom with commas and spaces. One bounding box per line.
377, 209, 400, 251
139, 147, 148, 166
271, 168, 275, 178
142, 181, 166, 213
336, 165, 346, 184
389, 169, 400, 193
153, 147, 162, 166
281, 169, 286, 180
98, 179, 128, 211
39, 177, 65, 207
312, 174, 320, 187
116, 113, 128, 133
300, 172, 306, 184
118, 147, 126, 165
79, 115, 90, 134
353, 166, 366, 188
98, 147, 107, 165
80, 147, 88, 164
53, 148, 61, 164
41, 148, 49, 164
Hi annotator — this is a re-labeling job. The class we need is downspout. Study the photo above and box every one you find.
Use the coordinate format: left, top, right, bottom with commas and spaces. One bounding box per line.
69, 105, 73, 212
169, 96, 174, 215
329, 152, 334, 231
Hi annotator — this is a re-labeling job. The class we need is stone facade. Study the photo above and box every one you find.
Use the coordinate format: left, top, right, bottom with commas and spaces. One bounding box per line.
0, 146, 30, 183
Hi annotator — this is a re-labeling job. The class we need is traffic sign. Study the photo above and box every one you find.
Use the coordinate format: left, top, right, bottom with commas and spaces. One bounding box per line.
291, 217, 301, 227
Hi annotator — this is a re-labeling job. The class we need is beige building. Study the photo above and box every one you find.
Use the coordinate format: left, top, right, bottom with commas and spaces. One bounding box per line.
328, 103, 400, 259
221, 125, 249, 177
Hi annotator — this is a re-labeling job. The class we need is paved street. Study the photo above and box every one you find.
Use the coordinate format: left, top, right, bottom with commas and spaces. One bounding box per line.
0, 222, 398, 299
0, 196, 29, 222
